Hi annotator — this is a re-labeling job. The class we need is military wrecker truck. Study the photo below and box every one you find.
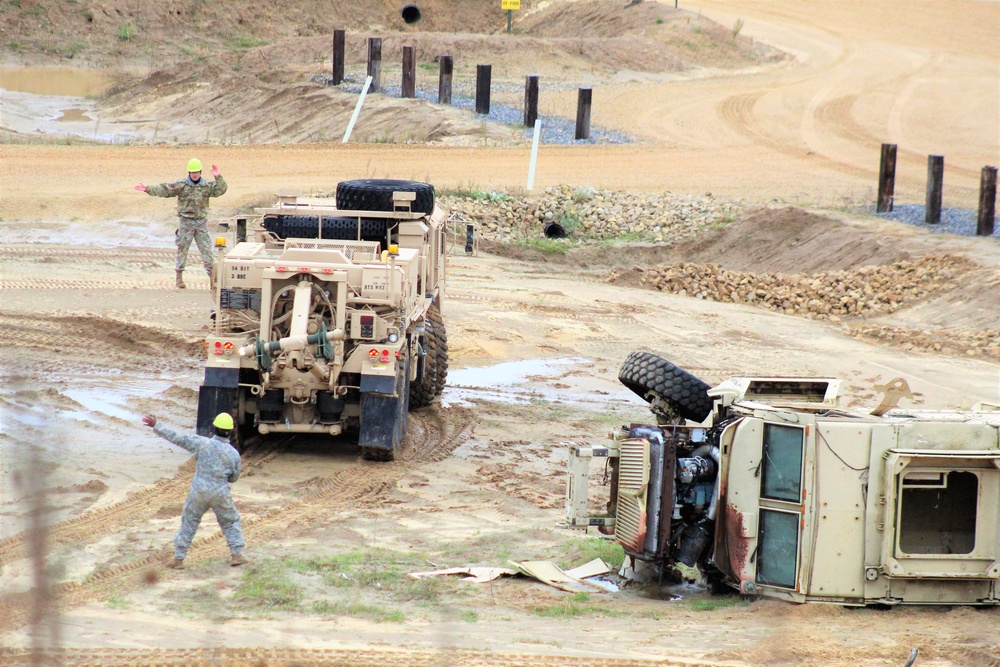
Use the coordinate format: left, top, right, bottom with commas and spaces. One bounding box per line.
195, 179, 448, 461
566, 351, 1000, 605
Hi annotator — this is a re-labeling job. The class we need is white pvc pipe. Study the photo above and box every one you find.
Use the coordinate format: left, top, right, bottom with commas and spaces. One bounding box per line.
342, 76, 373, 143
527, 119, 541, 191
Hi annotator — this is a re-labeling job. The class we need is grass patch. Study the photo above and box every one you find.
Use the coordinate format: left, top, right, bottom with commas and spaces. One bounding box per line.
234, 559, 303, 610
690, 596, 750, 612
116, 22, 136, 41
441, 188, 510, 202
311, 599, 406, 623
228, 33, 268, 51
533, 593, 622, 618
555, 210, 582, 235
459, 610, 478, 623
557, 536, 625, 570
106, 595, 129, 610
284, 548, 427, 596
523, 238, 569, 255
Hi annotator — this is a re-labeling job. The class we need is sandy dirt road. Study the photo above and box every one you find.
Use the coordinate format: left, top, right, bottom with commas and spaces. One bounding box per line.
1, 1, 999, 666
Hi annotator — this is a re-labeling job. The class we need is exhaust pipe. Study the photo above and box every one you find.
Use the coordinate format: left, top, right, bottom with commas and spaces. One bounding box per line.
401, 4, 421, 23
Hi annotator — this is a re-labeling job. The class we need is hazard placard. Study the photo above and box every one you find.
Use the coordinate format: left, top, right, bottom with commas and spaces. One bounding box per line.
501, 0, 520, 10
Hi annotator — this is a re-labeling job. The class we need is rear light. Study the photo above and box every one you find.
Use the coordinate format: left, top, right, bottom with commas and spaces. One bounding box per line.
276, 266, 287, 273
299, 267, 309, 273
368, 349, 379, 358
323, 268, 332, 275
215, 341, 222, 348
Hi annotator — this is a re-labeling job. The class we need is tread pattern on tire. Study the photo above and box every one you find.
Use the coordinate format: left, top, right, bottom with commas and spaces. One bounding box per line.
429, 303, 448, 395
336, 179, 435, 214
618, 351, 714, 423
409, 318, 437, 408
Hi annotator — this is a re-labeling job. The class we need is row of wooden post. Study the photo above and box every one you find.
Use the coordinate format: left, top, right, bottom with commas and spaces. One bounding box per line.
878, 143, 996, 236
332, 30, 594, 140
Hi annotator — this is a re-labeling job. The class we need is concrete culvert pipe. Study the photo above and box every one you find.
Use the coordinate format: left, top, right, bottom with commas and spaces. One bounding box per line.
544, 221, 566, 239
401, 4, 421, 23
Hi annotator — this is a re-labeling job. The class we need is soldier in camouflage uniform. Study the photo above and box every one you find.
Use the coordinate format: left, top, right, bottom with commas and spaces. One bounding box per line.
135, 158, 228, 289
141, 412, 246, 568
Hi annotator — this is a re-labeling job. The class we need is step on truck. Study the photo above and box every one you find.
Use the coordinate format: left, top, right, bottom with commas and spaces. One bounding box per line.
566, 351, 1000, 605
195, 179, 448, 461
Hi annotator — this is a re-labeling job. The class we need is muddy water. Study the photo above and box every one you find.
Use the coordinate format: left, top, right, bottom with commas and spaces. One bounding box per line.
0, 66, 111, 97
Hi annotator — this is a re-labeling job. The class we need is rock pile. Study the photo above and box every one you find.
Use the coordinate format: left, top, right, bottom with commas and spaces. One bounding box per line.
440, 185, 746, 244
850, 325, 1000, 361
609, 254, 974, 321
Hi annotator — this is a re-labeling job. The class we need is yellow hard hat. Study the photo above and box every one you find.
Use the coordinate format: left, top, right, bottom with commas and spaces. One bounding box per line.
187, 158, 203, 173
213, 413, 234, 430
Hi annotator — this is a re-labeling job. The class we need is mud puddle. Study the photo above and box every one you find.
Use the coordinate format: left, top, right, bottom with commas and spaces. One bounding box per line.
442, 357, 633, 408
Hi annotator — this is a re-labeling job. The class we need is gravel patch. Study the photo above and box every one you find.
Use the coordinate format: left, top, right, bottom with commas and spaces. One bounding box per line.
311, 73, 634, 145
865, 204, 999, 240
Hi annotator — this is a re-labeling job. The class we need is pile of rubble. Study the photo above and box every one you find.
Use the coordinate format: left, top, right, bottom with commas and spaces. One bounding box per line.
609, 254, 973, 321
439, 185, 746, 244
849, 325, 1000, 361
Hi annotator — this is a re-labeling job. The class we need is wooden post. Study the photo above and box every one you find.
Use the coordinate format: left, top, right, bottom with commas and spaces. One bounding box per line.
978, 166, 997, 237
367, 37, 382, 93
475, 64, 492, 115
332, 30, 345, 85
575, 88, 592, 140
438, 55, 453, 105
402, 46, 415, 98
925, 155, 944, 223
524, 74, 539, 128
877, 143, 897, 213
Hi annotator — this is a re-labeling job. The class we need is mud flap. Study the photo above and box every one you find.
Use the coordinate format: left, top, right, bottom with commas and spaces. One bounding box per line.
359, 361, 410, 456
196, 368, 239, 437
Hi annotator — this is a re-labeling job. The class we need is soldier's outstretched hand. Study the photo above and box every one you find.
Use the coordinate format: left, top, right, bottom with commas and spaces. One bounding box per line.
211, 165, 220, 178
142, 414, 157, 428
135, 184, 148, 192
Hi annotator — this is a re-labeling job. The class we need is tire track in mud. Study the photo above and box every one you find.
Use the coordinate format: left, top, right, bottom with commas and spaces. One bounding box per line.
0, 247, 174, 262
0, 647, 714, 667
0, 313, 203, 356
0, 407, 475, 633
0, 278, 209, 290
0, 447, 281, 567
449, 292, 639, 323
815, 94, 982, 182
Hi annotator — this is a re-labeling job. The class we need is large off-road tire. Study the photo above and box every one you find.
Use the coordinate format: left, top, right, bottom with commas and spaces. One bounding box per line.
336, 179, 435, 214
429, 304, 448, 395
408, 318, 438, 408
618, 351, 714, 423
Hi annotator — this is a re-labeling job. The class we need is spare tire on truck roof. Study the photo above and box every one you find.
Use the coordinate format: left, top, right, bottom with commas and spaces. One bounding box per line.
336, 179, 435, 214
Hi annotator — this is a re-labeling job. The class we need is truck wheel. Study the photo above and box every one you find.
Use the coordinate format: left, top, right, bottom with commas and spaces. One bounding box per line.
336, 179, 435, 214
618, 351, 714, 423
428, 303, 448, 396
409, 317, 438, 408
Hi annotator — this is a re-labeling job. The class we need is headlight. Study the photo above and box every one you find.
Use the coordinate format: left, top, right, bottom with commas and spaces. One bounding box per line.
388, 332, 399, 343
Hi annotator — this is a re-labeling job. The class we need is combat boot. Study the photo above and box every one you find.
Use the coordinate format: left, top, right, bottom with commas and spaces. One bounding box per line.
165, 557, 185, 569
230, 553, 246, 567
175, 271, 186, 289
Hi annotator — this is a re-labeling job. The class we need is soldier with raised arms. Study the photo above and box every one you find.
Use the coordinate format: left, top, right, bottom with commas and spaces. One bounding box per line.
141, 412, 246, 568
135, 158, 227, 289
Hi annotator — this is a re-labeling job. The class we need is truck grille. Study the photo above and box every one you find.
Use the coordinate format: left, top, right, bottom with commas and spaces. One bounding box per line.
615, 438, 650, 552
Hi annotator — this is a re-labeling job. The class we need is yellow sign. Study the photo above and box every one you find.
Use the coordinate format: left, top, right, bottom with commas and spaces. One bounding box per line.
501, 0, 520, 10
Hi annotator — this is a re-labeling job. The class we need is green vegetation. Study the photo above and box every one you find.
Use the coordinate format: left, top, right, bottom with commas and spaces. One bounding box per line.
441, 187, 510, 202
311, 600, 406, 623
229, 33, 268, 51
732, 18, 745, 39
656, 18, 664, 25
234, 560, 303, 610
116, 22, 136, 41
459, 610, 478, 623
558, 536, 625, 570
533, 592, 622, 618
105, 595, 130, 610
523, 238, 569, 255
555, 209, 583, 235
66, 41, 87, 57
690, 596, 751, 612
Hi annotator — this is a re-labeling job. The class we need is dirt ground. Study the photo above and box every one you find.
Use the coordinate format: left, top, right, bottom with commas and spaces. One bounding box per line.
1, 1, 999, 666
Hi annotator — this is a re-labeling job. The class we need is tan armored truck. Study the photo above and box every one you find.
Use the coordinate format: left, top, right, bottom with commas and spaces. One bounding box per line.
195, 179, 448, 461
566, 351, 1000, 605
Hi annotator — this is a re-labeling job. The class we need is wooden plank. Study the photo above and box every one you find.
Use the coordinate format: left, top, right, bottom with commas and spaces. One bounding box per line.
367, 37, 382, 93
331, 30, 345, 85
877, 143, 897, 213
438, 55, 453, 105
524, 74, 539, 128
575, 88, 592, 140
978, 166, 997, 236
925, 155, 944, 223
475, 64, 491, 115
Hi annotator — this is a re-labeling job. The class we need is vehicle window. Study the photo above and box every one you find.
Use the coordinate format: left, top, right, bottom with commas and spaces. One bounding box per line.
756, 508, 799, 589
760, 423, 804, 503
899, 471, 978, 555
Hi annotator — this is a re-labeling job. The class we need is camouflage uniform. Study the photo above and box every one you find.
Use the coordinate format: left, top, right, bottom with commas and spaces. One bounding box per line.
153, 422, 245, 560
146, 175, 228, 274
